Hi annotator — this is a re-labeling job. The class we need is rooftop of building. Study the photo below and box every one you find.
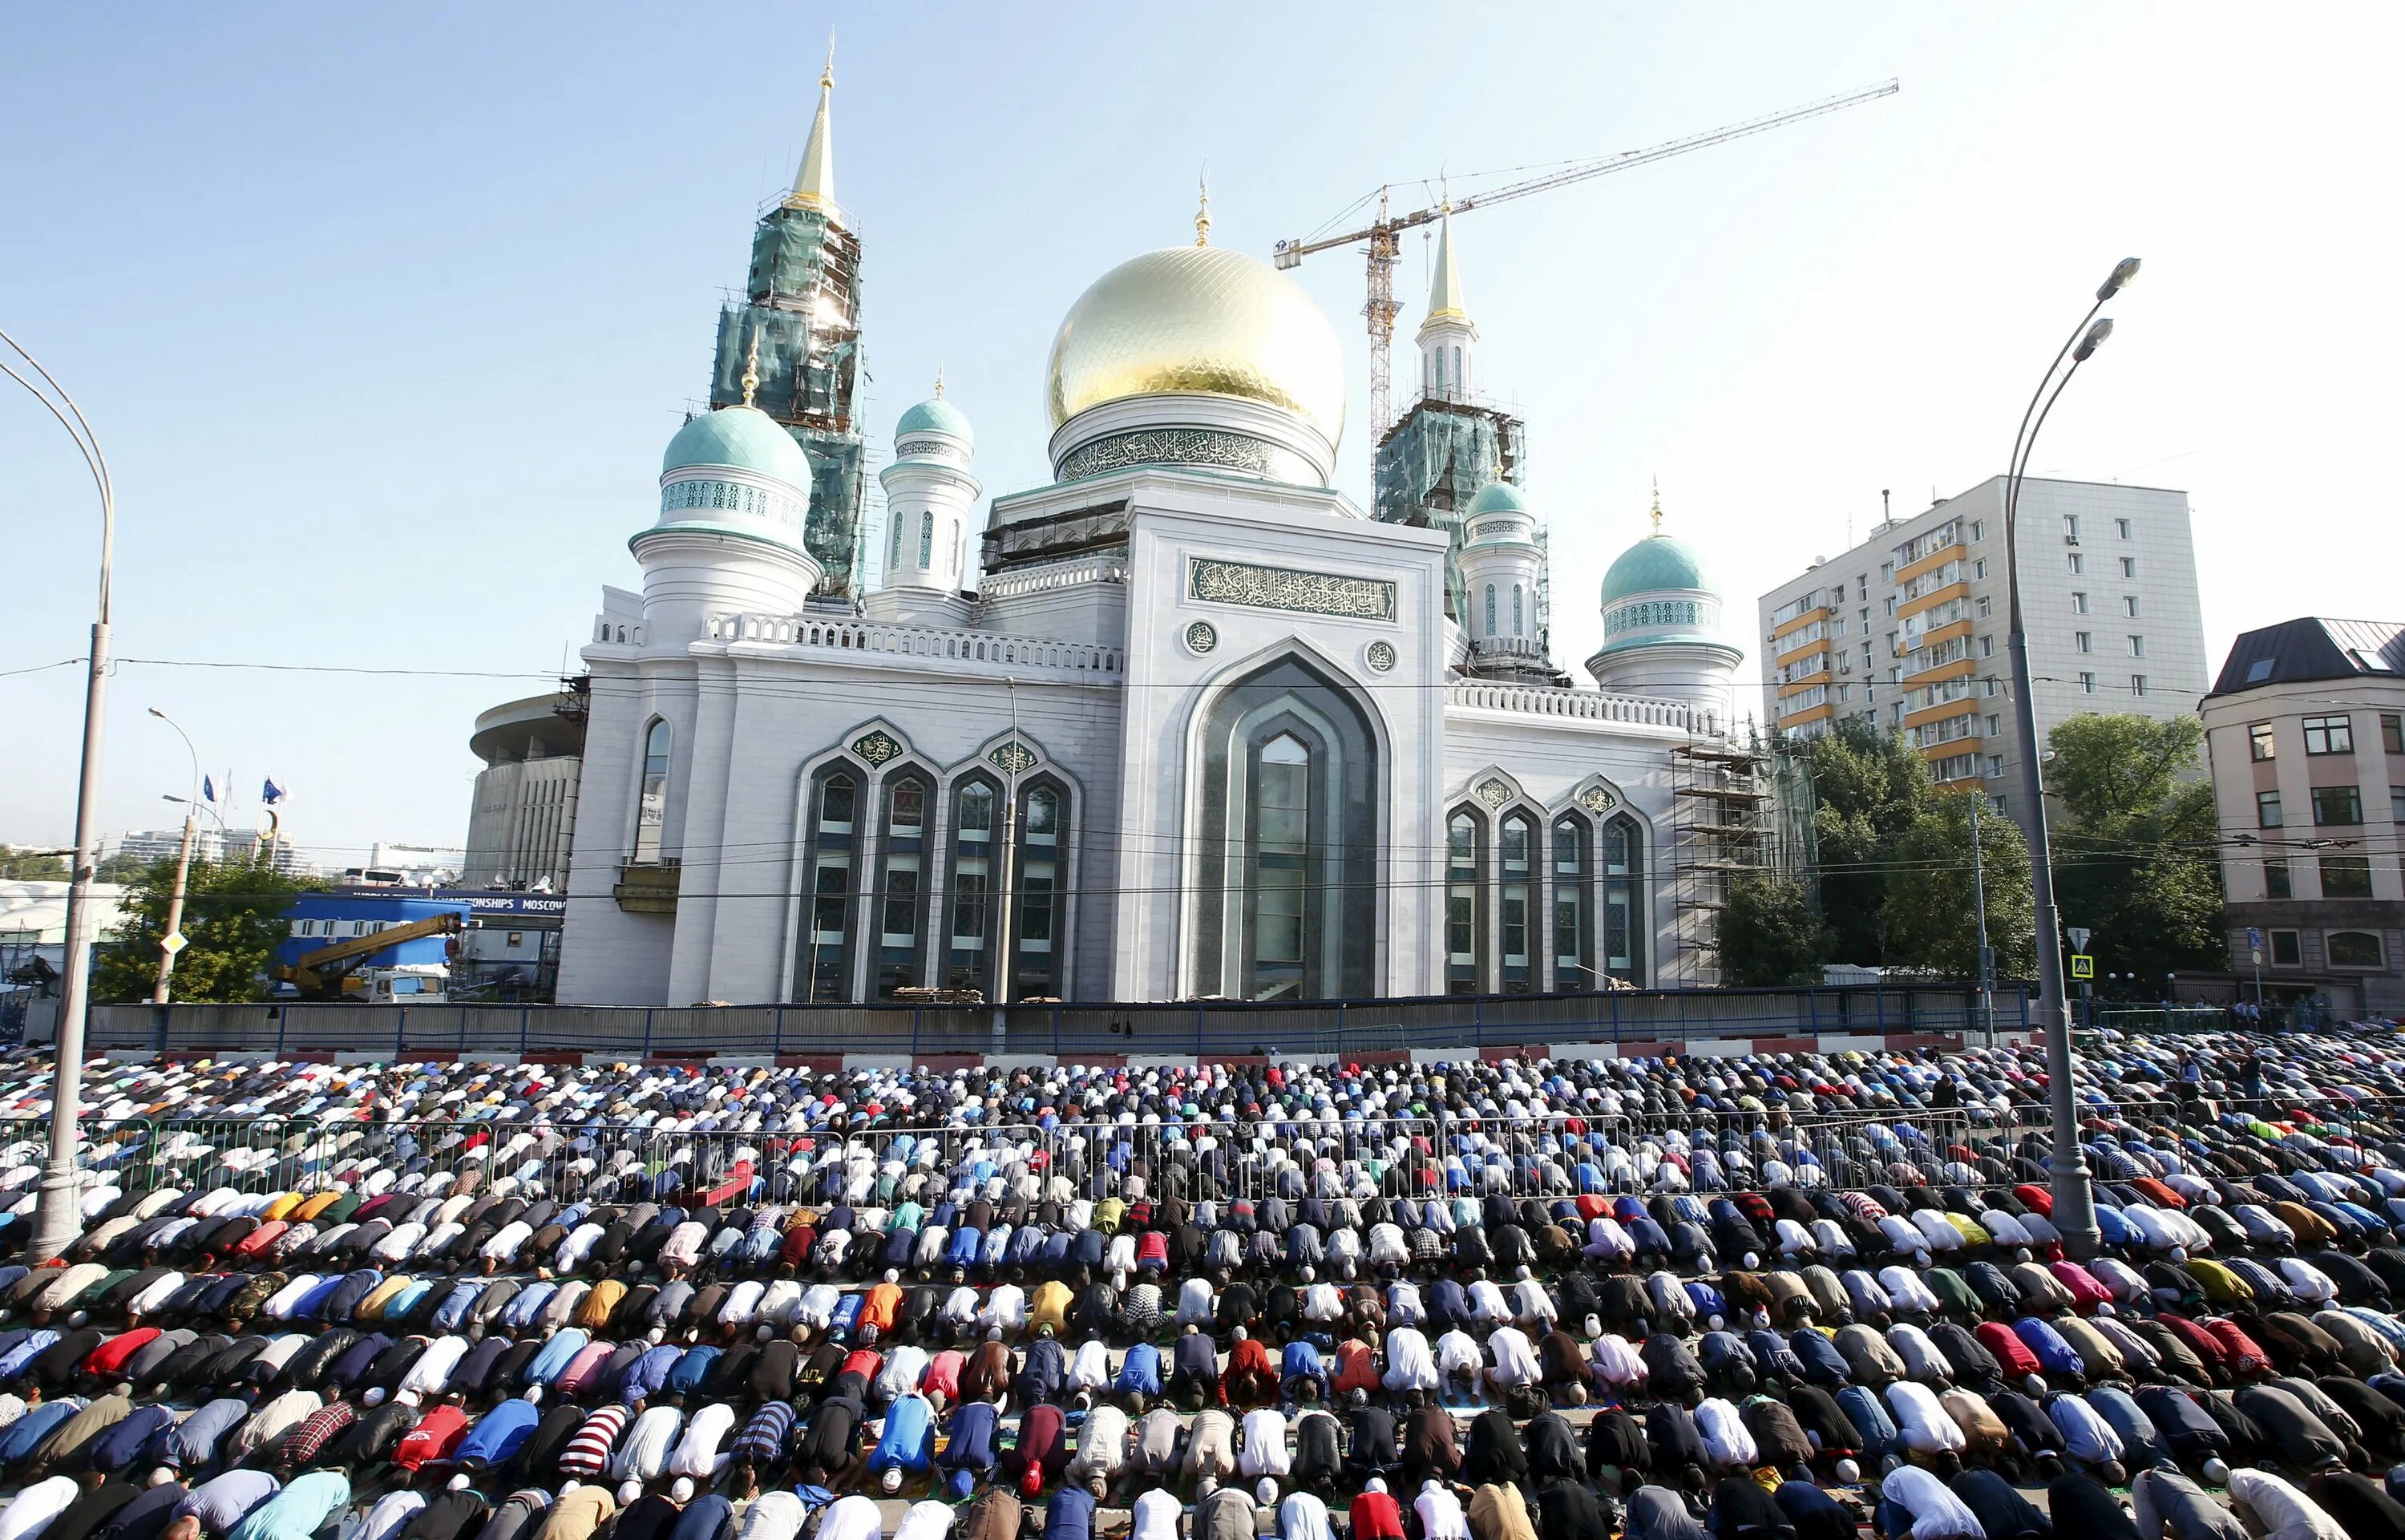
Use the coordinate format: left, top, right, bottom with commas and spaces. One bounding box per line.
2208, 616, 2405, 697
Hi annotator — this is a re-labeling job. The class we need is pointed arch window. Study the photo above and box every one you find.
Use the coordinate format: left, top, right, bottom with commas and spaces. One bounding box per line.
918, 510, 934, 569
1447, 809, 1486, 995
1603, 814, 1644, 985
1484, 584, 1498, 638
1552, 814, 1593, 992
944, 778, 1000, 996
1452, 346, 1463, 393
1513, 584, 1525, 638
800, 766, 862, 1000
872, 771, 930, 997
890, 513, 906, 571
1499, 810, 1536, 993
1007, 781, 1069, 1000
633, 720, 672, 863
1190, 657, 1380, 1000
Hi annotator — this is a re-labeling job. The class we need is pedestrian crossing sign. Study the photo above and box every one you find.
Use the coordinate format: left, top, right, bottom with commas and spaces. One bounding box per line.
2070, 953, 2093, 979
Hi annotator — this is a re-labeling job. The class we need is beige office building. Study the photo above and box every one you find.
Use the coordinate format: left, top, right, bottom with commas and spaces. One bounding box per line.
1756, 475, 2209, 826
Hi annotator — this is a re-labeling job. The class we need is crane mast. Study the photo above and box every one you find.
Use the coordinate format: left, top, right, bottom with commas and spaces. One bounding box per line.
1275, 79, 1898, 438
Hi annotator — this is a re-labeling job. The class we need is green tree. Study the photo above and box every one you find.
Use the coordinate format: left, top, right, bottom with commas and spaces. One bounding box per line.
1807, 720, 1932, 962
1717, 874, 1830, 985
1880, 793, 2036, 978
2046, 713, 2225, 992
0, 847, 68, 881
95, 851, 155, 883
91, 856, 313, 1004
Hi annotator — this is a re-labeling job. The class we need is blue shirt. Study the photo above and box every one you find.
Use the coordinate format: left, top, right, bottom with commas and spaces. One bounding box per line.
454, 1398, 542, 1467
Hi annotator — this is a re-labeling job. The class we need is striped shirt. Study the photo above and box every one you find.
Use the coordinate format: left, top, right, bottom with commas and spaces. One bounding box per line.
555, 1405, 630, 1477
729, 1402, 795, 1469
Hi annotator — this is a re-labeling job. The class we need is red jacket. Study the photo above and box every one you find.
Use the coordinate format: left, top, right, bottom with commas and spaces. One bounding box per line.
82, 1327, 160, 1380
1975, 1321, 2043, 1380
393, 1403, 471, 1471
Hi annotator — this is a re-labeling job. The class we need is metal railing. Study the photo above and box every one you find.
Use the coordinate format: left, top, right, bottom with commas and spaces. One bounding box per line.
83, 982, 2034, 1062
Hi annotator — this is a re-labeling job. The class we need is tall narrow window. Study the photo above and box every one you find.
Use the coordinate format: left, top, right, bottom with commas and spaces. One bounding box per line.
1499, 811, 1535, 993
801, 770, 859, 1000
1452, 346, 1462, 389
872, 774, 929, 998
1552, 815, 1592, 992
633, 720, 672, 863
949, 521, 961, 573
1010, 783, 1067, 1000
1250, 735, 1310, 1000
944, 780, 999, 995
1447, 810, 1485, 995
1485, 584, 1498, 638
1603, 815, 1643, 984
918, 511, 934, 569
890, 515, 905, 570
1512, 584, 1525, 638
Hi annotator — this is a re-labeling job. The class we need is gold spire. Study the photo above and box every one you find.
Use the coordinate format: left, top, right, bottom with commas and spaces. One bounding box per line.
741, 327, 760, 408
1194, 168, 1211, 247
1650, 477, 1663, 536
934, 365, 946, 398
784, 36, 839, 218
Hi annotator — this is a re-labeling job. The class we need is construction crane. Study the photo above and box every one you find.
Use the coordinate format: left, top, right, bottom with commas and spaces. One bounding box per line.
273, 911, 463, 999
1274, 80, 1899, 439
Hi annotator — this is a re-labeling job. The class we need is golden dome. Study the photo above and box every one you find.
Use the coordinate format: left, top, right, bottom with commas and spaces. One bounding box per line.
1045, 245, 1347, 445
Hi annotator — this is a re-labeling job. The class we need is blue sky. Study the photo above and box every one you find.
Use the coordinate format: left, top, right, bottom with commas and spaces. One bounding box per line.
6, 4, 2400, 862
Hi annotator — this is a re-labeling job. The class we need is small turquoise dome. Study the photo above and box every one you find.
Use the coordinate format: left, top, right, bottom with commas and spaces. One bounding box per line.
896, 395, 972, 447
1601, 533, 1712, 605
1465, 481, 1527, 516
661, 405, 814, 488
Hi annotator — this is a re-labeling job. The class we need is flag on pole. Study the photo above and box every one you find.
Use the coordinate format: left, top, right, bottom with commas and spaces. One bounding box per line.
262, 778, 285, 806
201, 775, 216, 804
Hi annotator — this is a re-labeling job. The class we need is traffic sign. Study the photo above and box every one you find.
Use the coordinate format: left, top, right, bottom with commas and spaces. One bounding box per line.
160, 931, 187, 956
2251, 949, 2263, 966
2066, 927, 2092, 952
2069, 953, 2094, 979
2246, 927, 2262, 950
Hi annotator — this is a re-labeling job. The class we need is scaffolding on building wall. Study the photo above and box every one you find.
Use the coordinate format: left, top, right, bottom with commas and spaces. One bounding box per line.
1667, 736, 1777, 984
1370, 399, 1533, 631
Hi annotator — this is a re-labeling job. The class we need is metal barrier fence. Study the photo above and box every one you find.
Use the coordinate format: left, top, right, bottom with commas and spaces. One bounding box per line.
83, 982, 2035, 1062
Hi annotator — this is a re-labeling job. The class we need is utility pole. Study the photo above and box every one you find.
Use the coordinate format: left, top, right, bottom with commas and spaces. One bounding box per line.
1966, 789, 1995, 1048
148, 709, 204, 1004
6, 328, 115, 1264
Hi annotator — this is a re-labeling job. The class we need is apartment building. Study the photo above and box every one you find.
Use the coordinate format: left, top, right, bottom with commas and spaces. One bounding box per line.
1756, 476, 2209, 828
2201, 618, 2405, 1017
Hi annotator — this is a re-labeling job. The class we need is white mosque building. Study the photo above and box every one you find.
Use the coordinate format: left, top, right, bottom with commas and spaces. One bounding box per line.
553, 79, 1749, 1008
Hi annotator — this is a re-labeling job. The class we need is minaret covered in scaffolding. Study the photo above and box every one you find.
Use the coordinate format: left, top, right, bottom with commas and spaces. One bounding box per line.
707, 47, 870, 600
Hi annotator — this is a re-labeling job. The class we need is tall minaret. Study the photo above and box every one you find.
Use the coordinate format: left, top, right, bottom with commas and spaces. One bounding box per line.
1417, 208, 1477, 404
786, 44, 838, 218
709, 40, 868, 602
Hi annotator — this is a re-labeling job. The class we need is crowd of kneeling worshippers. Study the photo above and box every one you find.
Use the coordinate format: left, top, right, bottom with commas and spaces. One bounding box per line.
0, 1032, 2403, 1540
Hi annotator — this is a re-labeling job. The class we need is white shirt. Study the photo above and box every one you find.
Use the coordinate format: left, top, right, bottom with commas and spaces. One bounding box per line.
1485, 1328, 1540, 1388
1239, 1408, 1292, 1477
354, 1491, 428, 1540
1383, 1328, 1437, 1393
668, 1402, 737, 1477
1696, 1398, 1758, 1469
814, 1494, 884, 1540
1132, 1489, 1183, 1540
1415, 1485, 1469, 1540
1886, 1382, 1966, 1456
1879, 1465, 1983, 1540
1071, 1404, 1129, 1479
892, 1502, 953, 1540
0, 1477, 79, 1540
1279, 1494, 1333, 1540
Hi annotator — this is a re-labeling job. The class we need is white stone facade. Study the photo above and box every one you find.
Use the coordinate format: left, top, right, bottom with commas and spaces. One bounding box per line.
555, 236, 1743, 1008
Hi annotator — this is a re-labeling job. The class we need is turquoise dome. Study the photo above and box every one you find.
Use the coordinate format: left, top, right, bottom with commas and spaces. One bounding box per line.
1465, 481, 1526, 516
661, 405, 814, 489
1600, 534, 1711, 604
896, 396, 972, 447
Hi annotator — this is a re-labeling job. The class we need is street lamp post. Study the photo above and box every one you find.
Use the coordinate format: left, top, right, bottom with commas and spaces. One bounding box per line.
2003, 257, 2138, 1260
2, 328, 115, 1264
149, 709, 203, 1005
